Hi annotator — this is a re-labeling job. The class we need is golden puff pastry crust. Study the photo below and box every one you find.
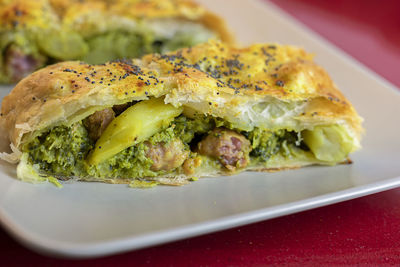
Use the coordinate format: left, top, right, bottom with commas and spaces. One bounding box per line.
1, 40, 362, 151
0, 41, 364, 186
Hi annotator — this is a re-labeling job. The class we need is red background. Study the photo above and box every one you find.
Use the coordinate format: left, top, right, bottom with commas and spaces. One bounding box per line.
2, 0, 400, 265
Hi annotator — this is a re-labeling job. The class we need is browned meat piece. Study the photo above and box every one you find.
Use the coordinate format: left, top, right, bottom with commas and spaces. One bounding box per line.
83, 108, 115, 141
145, 139, 189, 171
4, 45, 43, 82
112, 103, 129, 115
112, 103, 130, 115
197, 128, 251, 171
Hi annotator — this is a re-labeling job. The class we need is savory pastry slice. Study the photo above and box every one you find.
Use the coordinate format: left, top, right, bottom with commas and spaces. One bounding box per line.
0, 0, 233, 83
0, 40, 363, 186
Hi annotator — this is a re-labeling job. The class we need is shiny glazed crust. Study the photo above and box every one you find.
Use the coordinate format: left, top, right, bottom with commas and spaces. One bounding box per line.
0, 41, 363, 183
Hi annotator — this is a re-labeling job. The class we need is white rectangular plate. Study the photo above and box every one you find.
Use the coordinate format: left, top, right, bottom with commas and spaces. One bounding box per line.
0, 0, 399, 258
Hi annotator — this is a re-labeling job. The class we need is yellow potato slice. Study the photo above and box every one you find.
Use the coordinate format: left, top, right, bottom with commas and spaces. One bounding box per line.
302, 124, 354, 162
88, 98, 182, 165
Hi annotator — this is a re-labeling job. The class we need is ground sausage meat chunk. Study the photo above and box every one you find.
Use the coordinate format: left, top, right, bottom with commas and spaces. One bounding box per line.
197, 128, 251, 171
145, 139, 189, 171
5, 45, 43, 82
83, 108, 115, 141
112, 102, 135, 116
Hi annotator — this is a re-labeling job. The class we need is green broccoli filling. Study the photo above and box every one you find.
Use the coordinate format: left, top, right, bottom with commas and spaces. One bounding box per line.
23, 114, 313, 179
25, 122, 174, 179
26, 122, 93, 177
245, 128, 308, 162
87, 127, 177, 179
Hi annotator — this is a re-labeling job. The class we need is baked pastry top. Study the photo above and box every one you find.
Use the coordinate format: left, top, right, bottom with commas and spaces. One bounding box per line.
0, 40, 363, 186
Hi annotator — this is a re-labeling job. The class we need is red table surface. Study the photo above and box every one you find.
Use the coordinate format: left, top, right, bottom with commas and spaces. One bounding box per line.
2, 0, 400, 266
